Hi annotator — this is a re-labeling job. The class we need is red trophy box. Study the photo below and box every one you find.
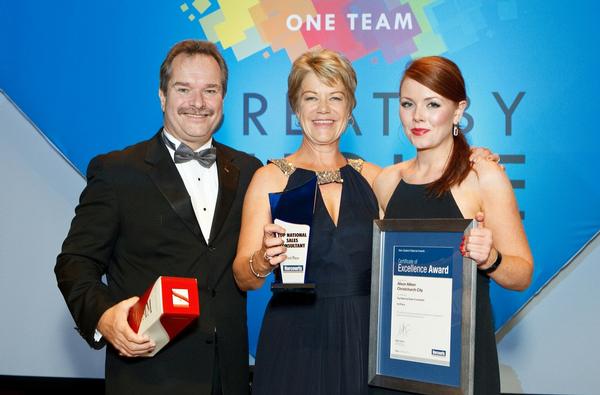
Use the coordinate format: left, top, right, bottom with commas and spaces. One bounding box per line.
128, 276, 200, 357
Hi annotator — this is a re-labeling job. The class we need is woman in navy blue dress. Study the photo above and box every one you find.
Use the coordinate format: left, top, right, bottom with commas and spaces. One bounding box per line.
232, 49, 381, 394
373, 56, 534, 394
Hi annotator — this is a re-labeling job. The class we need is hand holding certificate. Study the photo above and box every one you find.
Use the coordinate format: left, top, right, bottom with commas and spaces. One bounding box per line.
268, 176, 318, 292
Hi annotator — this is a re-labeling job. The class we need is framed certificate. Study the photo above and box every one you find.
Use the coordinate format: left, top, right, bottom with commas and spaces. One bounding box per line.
369, 219, 476, 395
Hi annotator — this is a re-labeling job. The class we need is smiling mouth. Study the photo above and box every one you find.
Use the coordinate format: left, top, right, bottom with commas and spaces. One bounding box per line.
182, 113, 211, 118
411, 128, 429, 136
313, 119, 334, 125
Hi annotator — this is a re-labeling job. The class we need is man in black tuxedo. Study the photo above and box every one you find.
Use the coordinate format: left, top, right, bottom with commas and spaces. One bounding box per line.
55, 40, 262, 394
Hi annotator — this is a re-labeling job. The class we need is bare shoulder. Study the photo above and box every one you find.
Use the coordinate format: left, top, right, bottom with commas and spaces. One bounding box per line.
450, 169, 482, 217
248, 163, 287, 193
374, 160, 410, 187
457, 168, 480, 190
360, 161, 382, 187
373, 161, 411, 210
471, 160, 511, 191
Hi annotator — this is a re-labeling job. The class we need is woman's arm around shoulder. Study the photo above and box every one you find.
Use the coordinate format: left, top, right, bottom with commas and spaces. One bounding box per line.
232, 164, 286, 291
474, 160, 534, 291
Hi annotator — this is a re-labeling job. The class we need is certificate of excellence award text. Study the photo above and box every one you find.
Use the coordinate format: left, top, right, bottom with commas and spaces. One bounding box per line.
390, 246, 454, 366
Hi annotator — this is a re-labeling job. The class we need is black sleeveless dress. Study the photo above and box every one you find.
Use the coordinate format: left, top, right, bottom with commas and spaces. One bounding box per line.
251, 161, 379, 395
384, 180, 501, 395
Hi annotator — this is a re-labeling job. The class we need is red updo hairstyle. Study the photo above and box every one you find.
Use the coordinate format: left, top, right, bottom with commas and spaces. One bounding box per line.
401, 56, 470, 197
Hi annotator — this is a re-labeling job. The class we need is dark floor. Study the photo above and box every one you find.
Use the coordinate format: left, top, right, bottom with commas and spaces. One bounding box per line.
0, 375, 558, 395
0, 376, 103, 395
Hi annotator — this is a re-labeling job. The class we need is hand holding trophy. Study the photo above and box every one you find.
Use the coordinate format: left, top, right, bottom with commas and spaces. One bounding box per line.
268, 176, 317, 292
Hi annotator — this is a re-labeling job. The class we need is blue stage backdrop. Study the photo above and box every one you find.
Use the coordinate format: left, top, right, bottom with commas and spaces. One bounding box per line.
1, 1, 598, 358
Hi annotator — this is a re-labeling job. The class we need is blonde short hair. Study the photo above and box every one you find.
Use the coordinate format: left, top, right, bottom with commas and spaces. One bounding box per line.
287, 48, 357, 113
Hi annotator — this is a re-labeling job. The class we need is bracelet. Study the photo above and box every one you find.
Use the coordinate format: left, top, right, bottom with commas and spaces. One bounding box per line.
481, 251, 502, 275
249, 250, 271, 278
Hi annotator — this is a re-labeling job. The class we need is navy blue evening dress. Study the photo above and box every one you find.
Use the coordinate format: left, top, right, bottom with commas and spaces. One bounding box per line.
252, 159, 379, 395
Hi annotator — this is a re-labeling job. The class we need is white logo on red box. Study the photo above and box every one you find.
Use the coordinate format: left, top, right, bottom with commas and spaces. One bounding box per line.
172, 288, 189, 307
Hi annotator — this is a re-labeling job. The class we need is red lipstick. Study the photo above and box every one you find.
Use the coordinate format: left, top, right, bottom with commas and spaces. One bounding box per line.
411, 128, 429, 136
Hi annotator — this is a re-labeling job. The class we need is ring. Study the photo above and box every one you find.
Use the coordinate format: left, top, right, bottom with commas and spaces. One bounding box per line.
263, 252, 272, 261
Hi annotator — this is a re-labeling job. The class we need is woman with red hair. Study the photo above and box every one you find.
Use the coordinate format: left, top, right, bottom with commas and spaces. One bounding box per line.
373, 56, 533, 394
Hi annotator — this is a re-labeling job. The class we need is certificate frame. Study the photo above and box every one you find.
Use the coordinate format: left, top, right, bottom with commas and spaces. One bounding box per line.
369, 219, 476, 395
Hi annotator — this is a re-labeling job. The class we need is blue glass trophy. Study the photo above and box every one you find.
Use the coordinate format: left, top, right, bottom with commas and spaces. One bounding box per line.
268, 176, 318, 292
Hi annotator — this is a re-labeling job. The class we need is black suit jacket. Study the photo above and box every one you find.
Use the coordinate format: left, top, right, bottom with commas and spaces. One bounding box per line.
55, 131, 262, 395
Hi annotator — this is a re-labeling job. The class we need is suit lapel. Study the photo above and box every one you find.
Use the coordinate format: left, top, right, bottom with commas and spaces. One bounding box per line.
145, 131, 204, 242
209, 142, 240, 243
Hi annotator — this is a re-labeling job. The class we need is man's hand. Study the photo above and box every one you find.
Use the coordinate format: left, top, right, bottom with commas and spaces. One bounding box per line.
97, 296, 156, 357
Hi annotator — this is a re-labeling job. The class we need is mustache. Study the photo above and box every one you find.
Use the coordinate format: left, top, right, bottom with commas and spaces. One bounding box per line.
178, 106, 214, 116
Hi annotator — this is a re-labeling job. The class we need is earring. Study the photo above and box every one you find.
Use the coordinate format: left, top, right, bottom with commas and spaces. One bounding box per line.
453, 124, 459, 136
348, 115, 354, 127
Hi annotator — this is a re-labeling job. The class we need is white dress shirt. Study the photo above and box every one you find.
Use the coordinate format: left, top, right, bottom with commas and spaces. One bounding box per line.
94, 131, 219, 342
163, 130, 219, 243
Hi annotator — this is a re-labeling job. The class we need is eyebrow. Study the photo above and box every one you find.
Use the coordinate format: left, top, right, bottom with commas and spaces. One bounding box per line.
302, 90, 346, 95
400, 96, 440, 101
172, 82, 221, 89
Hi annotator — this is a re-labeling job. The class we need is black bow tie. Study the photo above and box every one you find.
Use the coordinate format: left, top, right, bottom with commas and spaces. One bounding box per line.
162, 132, 217, 168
